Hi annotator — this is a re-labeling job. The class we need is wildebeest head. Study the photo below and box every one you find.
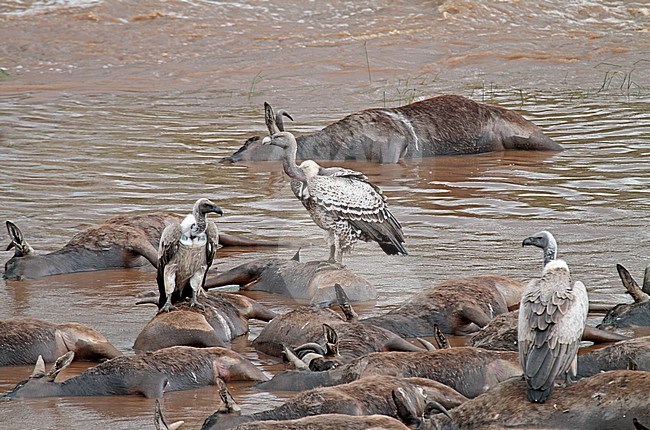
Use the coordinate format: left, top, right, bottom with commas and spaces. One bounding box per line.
220, 102, 294, 163
2, 352, 73, 400
221, 135, 285, 163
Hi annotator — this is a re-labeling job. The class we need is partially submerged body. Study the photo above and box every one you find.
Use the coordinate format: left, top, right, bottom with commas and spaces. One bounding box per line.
223, 95, 562, 164
0, 318, 121, 365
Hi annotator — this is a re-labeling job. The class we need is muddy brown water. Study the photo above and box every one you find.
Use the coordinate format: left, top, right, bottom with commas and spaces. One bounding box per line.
0, 1, 648, 429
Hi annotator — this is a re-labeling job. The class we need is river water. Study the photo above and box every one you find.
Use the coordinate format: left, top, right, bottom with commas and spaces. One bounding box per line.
0, 1, 648, 429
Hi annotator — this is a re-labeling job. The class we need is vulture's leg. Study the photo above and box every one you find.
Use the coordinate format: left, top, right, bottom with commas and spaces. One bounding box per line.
159, 265, 178, 313
189, 266, 207, 310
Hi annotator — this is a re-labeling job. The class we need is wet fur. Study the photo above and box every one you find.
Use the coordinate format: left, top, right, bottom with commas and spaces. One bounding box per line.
223, 414, 411, 430
252, 307, 420, 360
599, 301, 650, 329
470, 310, 629, 352
205, 256, 376, 305
257, 347, 522, 398
4, 346, 268, 399
431, 370, 650, 430
134, 292, 276, 352
0, 317, 121, 365
577, 336, 650, 377
362, 275, 525, 336
223, 95, 561, 163
4, 213, 284, 280
203, 376, 467, 430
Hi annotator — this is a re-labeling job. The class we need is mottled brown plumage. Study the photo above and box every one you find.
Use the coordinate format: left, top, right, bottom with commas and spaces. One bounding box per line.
263, 126, 406, 264
519, 231, 588, 403
157, 198, 222, 312
3, 346, 267, 400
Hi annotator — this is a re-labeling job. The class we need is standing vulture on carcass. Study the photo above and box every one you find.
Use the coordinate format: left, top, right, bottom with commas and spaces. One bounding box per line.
518, 230, 588, 402
157, 198, 222, 313
261, 102, 407, 265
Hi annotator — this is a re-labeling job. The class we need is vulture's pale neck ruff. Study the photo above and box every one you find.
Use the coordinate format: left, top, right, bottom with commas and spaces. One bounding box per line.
542, 258, 569, 276
179, 205, 210, 246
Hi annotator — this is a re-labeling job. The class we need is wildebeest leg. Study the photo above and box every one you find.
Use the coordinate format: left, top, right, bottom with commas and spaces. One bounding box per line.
189, 267, 207, 310
460, 305, 492, 330
219, 232, 288, 248
159, 265, 178, 313
131, 241, 160, 267
138, 373, 168, 399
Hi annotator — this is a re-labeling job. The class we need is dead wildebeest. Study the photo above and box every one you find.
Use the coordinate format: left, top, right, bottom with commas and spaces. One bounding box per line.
256, 347, 522, 399
0, 317, 121, 365
598, 264, 650, 329
133, 291, 276, 352
221, 94, 562, 164
202, 375, 468, 430
2, 346, 268, 399
252, 289, 422, 362
3, 214, 285, 280
577, 336, 650, 377
222, 415, 411, 430
205, 250, 376, 306
429, 370, 650, 430
361, 275, 525, 336
468, 310, 628, 352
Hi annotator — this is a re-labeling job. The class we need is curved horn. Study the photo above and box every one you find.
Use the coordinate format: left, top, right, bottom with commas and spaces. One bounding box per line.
293, 342, 327, 357
275, 110, 294, 132
282, 345, 310, 371
424, 400, 452, 419
46, 351, 74, 382
416, 337, 437, 351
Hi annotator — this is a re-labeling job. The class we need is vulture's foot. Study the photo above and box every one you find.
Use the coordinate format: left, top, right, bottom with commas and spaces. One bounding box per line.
189, 298, 205, 310
317, 260, 345, 271
158, 303, 177, 314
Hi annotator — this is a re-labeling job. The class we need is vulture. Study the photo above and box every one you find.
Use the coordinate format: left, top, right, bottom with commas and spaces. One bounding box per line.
157, 198, 222, 313
261, 102, 407, 265
518, 230, 588, 402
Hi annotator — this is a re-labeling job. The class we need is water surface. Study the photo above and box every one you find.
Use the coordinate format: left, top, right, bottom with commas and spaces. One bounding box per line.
0, 1, 648, 429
